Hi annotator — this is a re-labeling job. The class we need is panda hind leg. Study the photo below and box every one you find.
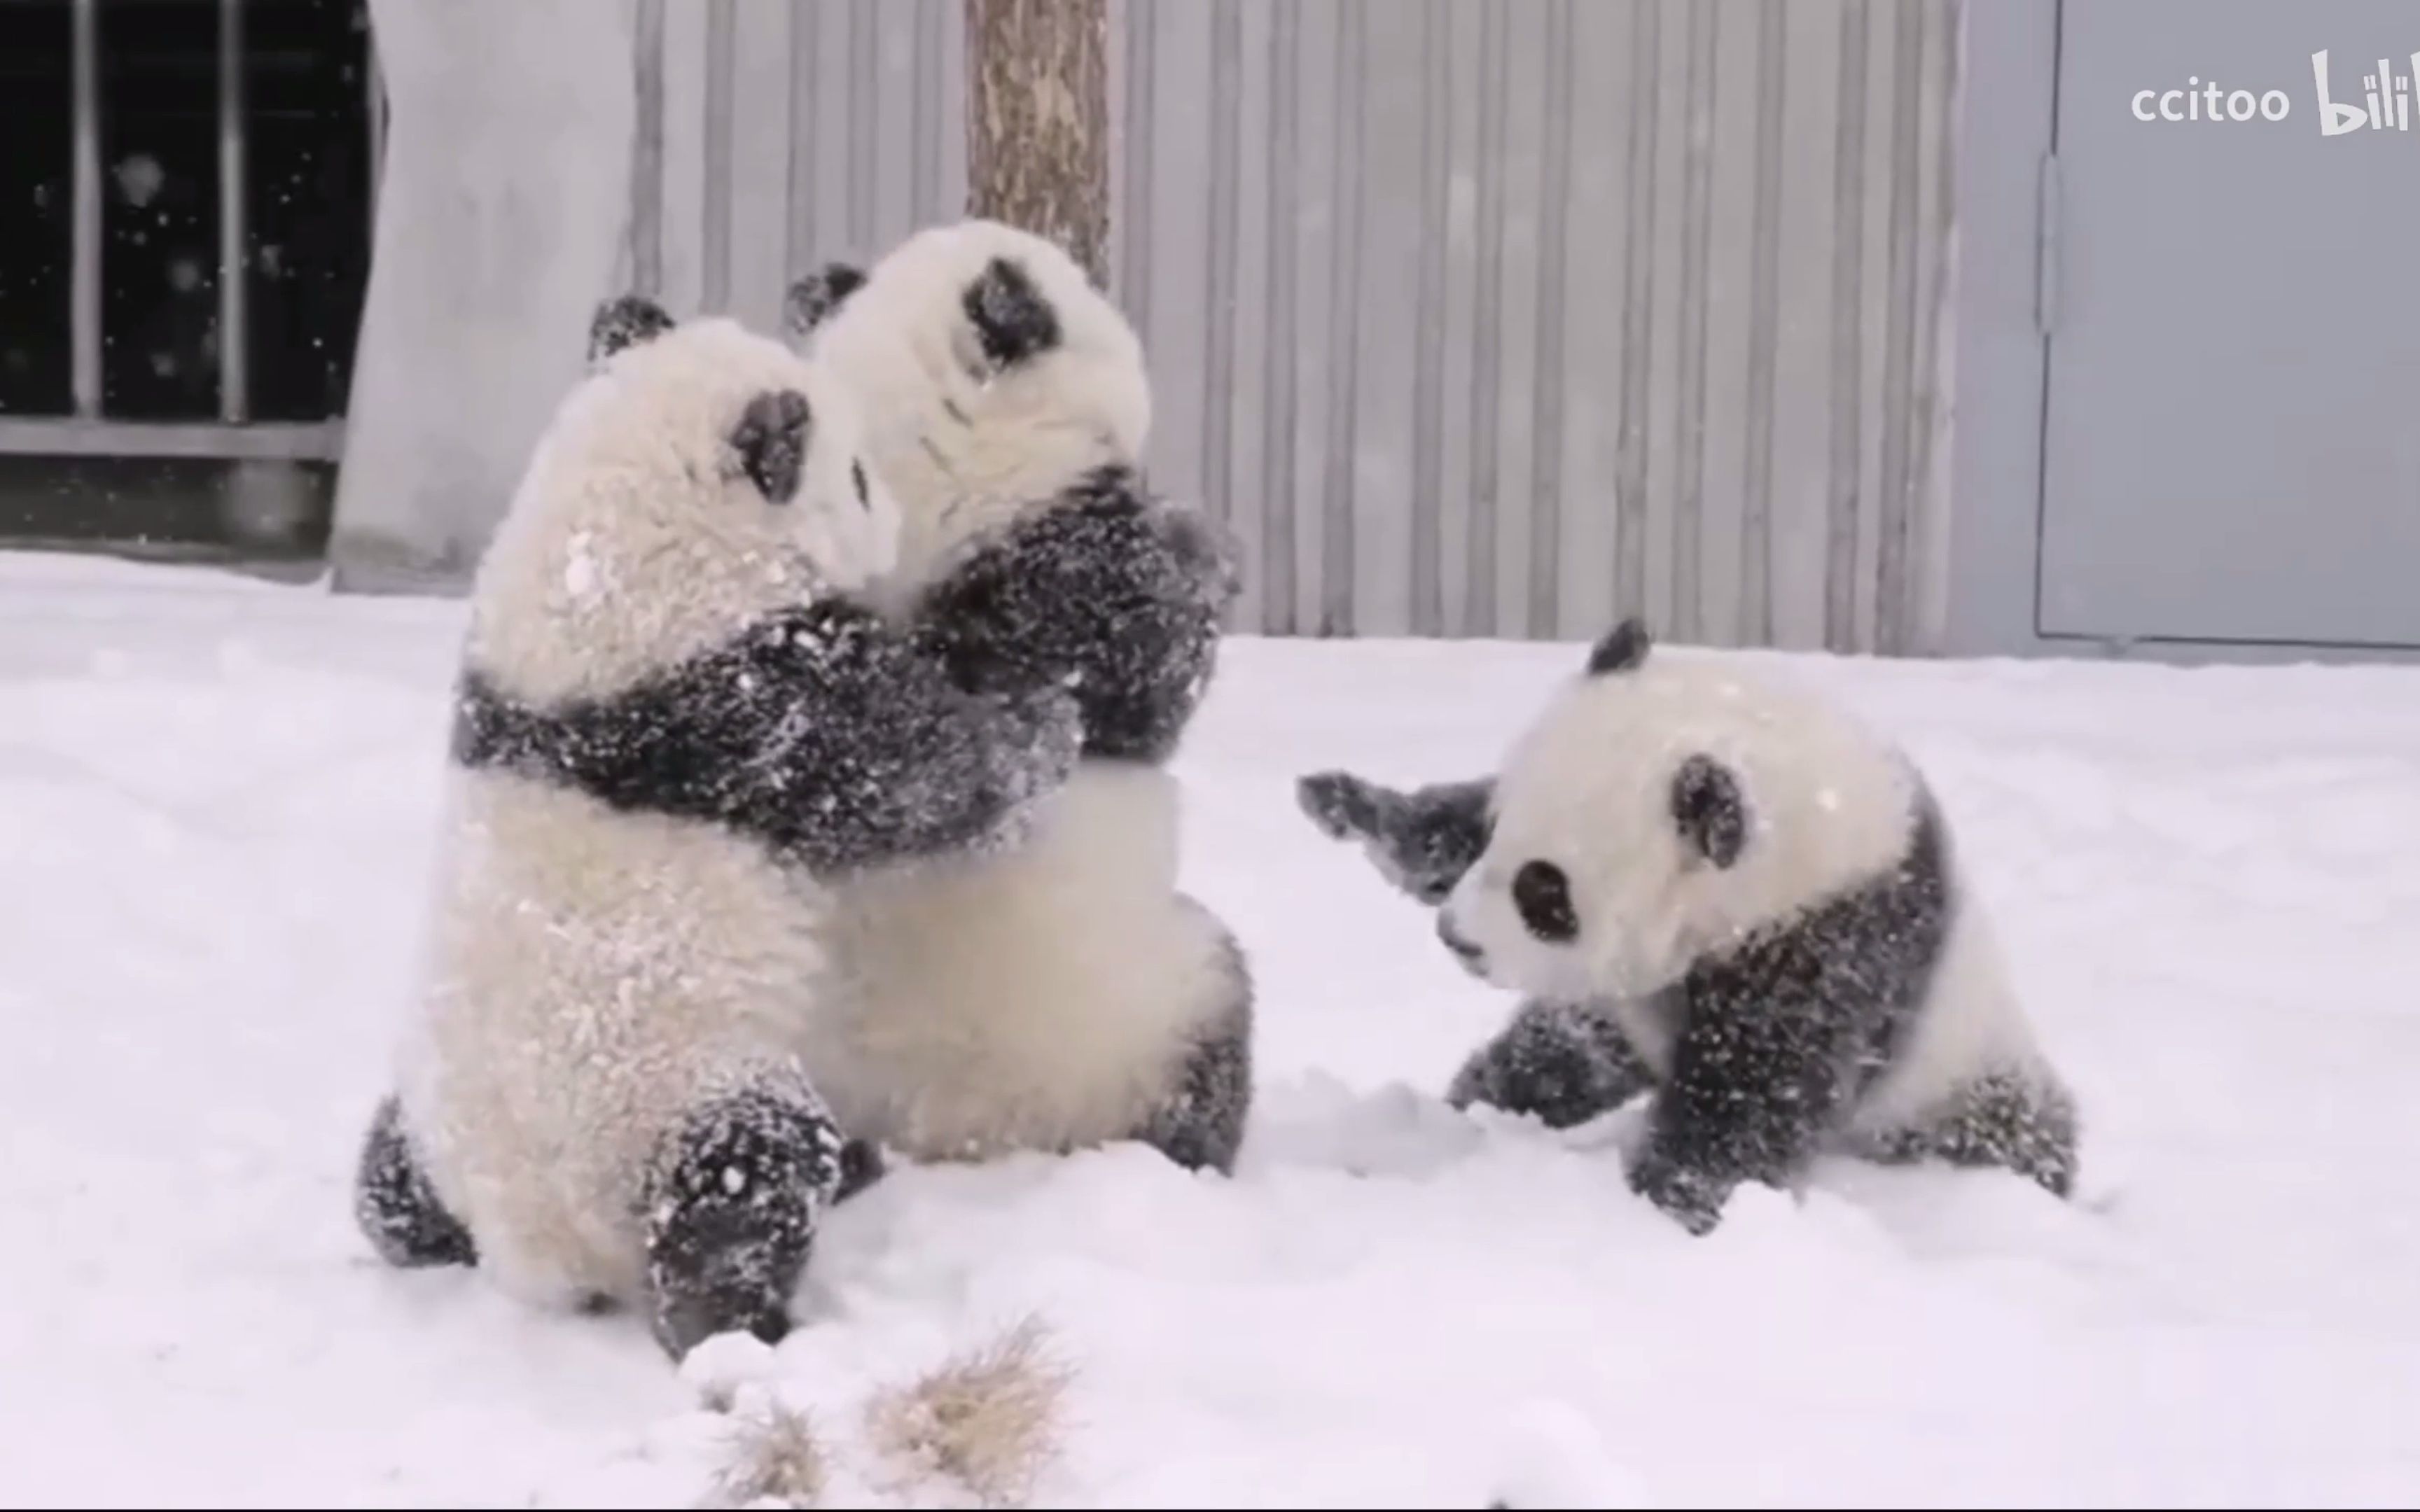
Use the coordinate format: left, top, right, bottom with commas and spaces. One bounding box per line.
642, 1078, 848, 1362
1867, 1070, 2080, 1200
354, 1094, 477, 1270
1131, 899, 1255, 1177
1447, 998, 1657, 1131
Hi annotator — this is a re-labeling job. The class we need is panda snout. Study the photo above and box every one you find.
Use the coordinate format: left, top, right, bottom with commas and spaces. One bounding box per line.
1436, 913, 1487, 974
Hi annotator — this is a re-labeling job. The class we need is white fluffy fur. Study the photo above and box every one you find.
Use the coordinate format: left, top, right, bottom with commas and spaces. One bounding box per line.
401, 775, 835, 1306
800, 218, 1151, 587
1847, 898, 2052, 1136
469, 316, 899, 703
810, 763, 1234, 1160
1445, 650, 2055, 1123
401, 318, 886, 1308
801, 219, 1229, 1161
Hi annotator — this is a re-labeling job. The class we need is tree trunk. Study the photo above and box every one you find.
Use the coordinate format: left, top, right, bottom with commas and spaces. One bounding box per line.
964, 0, 1109, 288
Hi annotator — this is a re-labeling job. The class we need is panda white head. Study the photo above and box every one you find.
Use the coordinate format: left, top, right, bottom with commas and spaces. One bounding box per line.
1438, 620, 1924, 1004
784, 218, 1151, 585
465, 295, 900, 704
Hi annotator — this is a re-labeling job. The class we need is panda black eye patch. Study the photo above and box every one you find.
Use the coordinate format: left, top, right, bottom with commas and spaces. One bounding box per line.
1671, 752, 1747, 868
731, 389, 813, 504
1512, 860, 1579, 944
963, 255, 1062, 368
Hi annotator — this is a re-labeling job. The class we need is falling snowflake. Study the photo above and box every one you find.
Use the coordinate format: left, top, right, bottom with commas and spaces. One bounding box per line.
113, 153, 164, 207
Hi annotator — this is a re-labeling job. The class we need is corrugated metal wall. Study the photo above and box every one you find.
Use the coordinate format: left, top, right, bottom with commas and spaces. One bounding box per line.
636, 0, 1961, 653
624, 0, 969, 343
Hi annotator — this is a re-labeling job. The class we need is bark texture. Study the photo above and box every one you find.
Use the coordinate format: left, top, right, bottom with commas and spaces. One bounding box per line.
965, 0, 1110, 288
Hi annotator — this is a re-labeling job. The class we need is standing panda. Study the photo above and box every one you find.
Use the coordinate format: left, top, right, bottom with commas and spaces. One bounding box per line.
1299, 620, 2079, 1234
777, 218, 1255, 1175
352, 300, 1085, 1360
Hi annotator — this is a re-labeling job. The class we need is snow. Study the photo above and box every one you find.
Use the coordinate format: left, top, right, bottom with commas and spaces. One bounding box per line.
5, 553, 2420, 1507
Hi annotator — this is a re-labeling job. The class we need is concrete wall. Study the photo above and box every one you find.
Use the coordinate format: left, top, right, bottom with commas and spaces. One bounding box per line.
331, 0, 636, 592
335, 0, 1966, 655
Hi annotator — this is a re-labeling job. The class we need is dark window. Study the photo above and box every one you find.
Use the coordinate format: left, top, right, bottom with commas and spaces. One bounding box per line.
0, 2, 74, 416
102, 0, 225, 419
0, 0, 376, 559
242, 0, 375, 422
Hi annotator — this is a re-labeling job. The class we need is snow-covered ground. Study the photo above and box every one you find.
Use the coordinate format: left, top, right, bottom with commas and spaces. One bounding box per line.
5, 552, 2419, 1508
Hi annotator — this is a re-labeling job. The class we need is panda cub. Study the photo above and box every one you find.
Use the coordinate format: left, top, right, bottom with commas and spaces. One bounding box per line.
352, 300, 1083, 1359
785, 218, 1230, 762
779, 218, 1253, 1175
1300, 620, 2078, 1234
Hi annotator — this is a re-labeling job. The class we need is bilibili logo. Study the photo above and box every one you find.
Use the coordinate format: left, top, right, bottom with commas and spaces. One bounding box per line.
2311, 49, 2418, 134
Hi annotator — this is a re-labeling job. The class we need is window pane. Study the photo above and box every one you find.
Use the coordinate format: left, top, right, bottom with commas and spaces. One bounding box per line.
101, 0, 223, 420
242, 0, 373, 422
0, 2, 74, 417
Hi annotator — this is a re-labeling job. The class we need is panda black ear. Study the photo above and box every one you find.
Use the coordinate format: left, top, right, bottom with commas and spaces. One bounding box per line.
784, 263, 866, 337
963, 255, 1062, 368
1671, 753, 1747, 869
1586, 617, 1653, 676
732, 389, 813, 505
588, 294, 675, 363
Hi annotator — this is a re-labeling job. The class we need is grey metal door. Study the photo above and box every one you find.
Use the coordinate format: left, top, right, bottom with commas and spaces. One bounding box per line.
2038, 0, 2420, 649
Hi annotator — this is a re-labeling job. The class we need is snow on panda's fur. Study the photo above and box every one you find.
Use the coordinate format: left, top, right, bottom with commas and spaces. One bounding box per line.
1298, 619, 2079, 1234
779, 218, 1253, 1173
352, 301, 1083, 1359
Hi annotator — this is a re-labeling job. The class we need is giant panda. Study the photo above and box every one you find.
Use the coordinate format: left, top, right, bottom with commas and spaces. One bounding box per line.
775, 218, 1255, 1175
1298, 619, 2078, 1234
351, 298, 1085, 1360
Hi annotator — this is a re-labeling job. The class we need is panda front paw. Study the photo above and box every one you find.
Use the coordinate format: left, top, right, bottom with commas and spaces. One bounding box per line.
1007, 680, 1085, 783
1625, 1148, 1732, 1236
1297, 769, 1392, 842
912, 483, 1235, 763
1150, 500, 1243, 611
948, 680, 1083, 845
1448, 1005, 1647, 1132
1299, 770, 1494, 907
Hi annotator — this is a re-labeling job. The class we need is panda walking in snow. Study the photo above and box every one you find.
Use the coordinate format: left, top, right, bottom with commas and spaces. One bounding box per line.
353, 302, 1087, 1359
779, 219, 1255, 1177
1298, 619, 2079, 1234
